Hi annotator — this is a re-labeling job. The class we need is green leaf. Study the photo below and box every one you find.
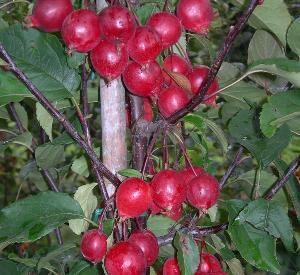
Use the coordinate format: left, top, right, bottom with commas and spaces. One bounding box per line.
0, 72, 31, 106
14, 103, 28, 129
260, 91, 300, 137
174, 232, 200, 275
287, 18, 300, 56
67, 52, 86, 69
36, 102, 53, 141
38, 243, 78, 272
147, 215, 176, 237
8, 254, 38, 268
227, 200, 280, 274
184, 114, 204, 131
248, 58, 300, 88
203, 117, 228, 154
136, 3, 160, 25
71, 156, 89, 177
237, 198, 294, 252
0, 24, 80, 101
210, 235, 244, 275
229, 109, 291, 167
0, 192, 84, 249
69, 183, 98, 235
246, 0, 292, 46
0, 260, 22, 275
0, 132, 33, 153
247, 30, 286, 88
69, 261, 98, 275
274, 159, 300, 221
35, 143, 65, 169
117, 168, 142, 178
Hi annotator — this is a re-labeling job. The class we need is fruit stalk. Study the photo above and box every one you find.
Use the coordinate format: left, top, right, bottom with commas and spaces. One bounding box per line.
0, 43, 121, 188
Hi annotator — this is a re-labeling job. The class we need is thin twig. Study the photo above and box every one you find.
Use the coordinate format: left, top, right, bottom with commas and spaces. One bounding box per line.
0, 44, 121, 188
265, 156, 300, 200
219, 146, 244, 189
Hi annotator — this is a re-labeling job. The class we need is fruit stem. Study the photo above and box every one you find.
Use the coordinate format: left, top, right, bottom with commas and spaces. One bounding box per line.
162, 128, 169, 169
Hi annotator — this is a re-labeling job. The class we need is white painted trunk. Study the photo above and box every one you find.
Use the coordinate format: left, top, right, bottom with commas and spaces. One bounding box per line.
97, 0, 127, 197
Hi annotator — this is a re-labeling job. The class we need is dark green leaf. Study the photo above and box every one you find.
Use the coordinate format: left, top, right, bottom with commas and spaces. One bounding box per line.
67, 52, 86, 69
174, 232, 200, 275
0, 24, 80, 101
0, 260, 22, 275
35, 143, 65, 169
0, 132, 32, 153
0, 72, 31, 106
38, 243, 78, 272
8, 254, 37, 268
227, 200, 280, 274
238, 199, 294, 252
136, 4, 160, 25
229, 109, 291, 167
260, 91, 300, 137
71, 156, 89, 177
69, 261, 98, 275
0, 192, 84, 249
184, 114, 204, 131
103, 219, 114, 237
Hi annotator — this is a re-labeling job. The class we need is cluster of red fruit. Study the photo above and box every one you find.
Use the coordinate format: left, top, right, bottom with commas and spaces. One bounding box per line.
26, 0, 219, 120
117, 168, 219, 222
83, 167, 221, 274
81, 227, 225, 274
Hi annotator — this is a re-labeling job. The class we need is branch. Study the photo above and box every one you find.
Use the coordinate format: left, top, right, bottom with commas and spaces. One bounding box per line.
265, 156, 300, 200
0, 43, 121, 188
219, 146, 244, 189
166, 0, 260, 124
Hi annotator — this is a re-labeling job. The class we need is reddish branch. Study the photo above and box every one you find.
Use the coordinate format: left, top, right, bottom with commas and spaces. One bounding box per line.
0, 44, 121, 191
166, 0, 260, 124
219, 146, 244, 189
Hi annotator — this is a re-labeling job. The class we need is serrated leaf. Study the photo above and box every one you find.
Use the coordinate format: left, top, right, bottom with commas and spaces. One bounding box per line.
248, 58, 300, 88
229, 109, 291, 167
71, 156, 89, 177
136, 3, 160, 25
237, 199, 294, 252
287, 18, 300, 56
36, 102, 53, 141
69, 183, 98, 235
35, 143, 65, 169
0, 192, 84, 249
203, 117, 228, 154
0, 72, 31, 106
0, 132, 32, 153
174, 232, 200, 275
260, 91, 300, 137
147, 215, 176, 237
118, 168, 142, 178
227, 200, 280, 274
0, 24, 80, 101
